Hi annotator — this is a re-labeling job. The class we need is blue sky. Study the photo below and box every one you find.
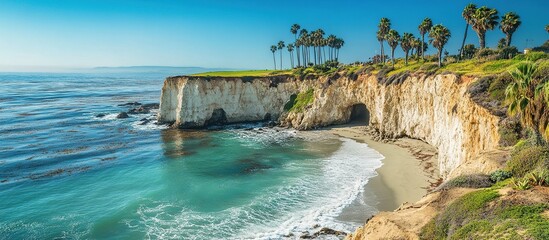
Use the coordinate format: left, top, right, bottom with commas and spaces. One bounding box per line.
0, 0, 547, 70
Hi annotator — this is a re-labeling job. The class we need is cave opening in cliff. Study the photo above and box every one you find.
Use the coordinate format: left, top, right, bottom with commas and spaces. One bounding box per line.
205, 108, 228, 126
349, 103, 370, 125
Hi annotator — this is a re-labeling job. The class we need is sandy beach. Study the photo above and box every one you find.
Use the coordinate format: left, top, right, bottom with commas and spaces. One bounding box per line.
328, 124, 440, 216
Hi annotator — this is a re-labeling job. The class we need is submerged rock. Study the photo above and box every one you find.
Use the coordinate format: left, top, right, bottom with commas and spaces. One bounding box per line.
300, 227, 347, 239
118, 102, 141, 106
116, 112, 129, 119
139, 118, 151, 125
142, 103, 159, 109
127, 103, 159, 115
95, 113, 106, 118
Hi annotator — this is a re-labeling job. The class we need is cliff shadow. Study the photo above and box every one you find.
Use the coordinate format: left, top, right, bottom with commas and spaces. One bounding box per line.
348, 103, 370, 125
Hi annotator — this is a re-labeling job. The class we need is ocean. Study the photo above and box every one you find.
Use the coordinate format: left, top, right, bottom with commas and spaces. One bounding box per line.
0, 70, 384, 239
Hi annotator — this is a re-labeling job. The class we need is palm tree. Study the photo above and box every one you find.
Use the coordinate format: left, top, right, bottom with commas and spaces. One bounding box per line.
277, 41, 285, 69
377, 18, 391, 63
386, 30, 400, 67
327, 35, 337, 61
500, 12, 521, 47
270, 45, 277, 70
410, 37, 419, 57
546, 24, 549, 34
287, 44, 295, 68
429, 24, 451, 67
400, 33, 414, 65
291, 24, 301, 67
459, 4, 477, 59
418, 18, 433, 60
299, 29, 309, 65
505, 62, 549, 144
471, 6, 499, 49
335, 38, 344, 61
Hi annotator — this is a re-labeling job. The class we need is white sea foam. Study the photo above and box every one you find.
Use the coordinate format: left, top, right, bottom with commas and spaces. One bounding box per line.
239, 137, 384, 239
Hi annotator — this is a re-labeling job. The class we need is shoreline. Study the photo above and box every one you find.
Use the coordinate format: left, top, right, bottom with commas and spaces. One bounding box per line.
326, 124, 440, 216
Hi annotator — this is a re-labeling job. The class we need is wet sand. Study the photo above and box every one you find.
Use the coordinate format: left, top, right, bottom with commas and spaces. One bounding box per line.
327, 124, 440, 222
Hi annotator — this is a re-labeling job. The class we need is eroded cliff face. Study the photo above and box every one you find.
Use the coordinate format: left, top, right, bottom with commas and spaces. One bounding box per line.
281, 74, 501, 178
158, 73, 501, 178
158, 76, 302, 128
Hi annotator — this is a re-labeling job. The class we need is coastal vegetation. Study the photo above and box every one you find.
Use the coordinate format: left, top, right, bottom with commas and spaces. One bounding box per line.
420, 187, 549, 240
191, 69, 292, 77
284, 89, 315, 112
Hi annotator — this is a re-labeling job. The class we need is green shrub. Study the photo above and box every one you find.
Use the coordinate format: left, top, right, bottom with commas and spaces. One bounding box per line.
528, 169, 548, 186
490, 170, 512, 182
513, 51, 548, 62
498, 117, 522, 147
533, 60, 549, 81
476, 48, 499, 60
498, 46, 519, 59
495, 204, 549, 240
288, 89, 314, 112
439, 174, 493, 190
506, 146, 549, 177
488, 73, 512, 102
420, 189, 499, 239
462, 44, 477, 59
512, 139, 530, 155
512, 177, 531, 190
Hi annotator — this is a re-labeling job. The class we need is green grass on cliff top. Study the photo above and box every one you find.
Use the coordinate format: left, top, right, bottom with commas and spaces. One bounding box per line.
191, 52, 547, 78
191, 69, 292, 77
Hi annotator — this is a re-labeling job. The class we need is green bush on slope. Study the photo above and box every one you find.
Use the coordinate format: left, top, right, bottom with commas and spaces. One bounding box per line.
506, 146, 549, 177
420, 188, 549, 240
285, 89, 314, 113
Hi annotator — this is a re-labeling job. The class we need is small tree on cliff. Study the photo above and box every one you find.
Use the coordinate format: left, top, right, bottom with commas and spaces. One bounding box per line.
429, 24, 451, 67
505, 62, 549, 145
400, 33, 414, 65
386, 30, 400, 67
270, 45, 277, 70
500, 12, 521, 47
418, 18, 433, 60
471, 6, 499, 49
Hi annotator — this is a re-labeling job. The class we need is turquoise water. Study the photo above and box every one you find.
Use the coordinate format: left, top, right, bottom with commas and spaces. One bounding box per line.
0, 71, 383, 239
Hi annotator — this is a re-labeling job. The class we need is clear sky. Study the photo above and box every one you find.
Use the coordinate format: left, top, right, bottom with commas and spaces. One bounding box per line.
0, 0, 547, 71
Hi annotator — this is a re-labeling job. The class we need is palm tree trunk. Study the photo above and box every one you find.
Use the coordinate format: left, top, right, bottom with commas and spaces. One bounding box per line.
272, 53, 276, 70
506, 34, 512, 47
279, 50, 283, 70
295, 35, 300, 67
437, 48, 442, 67
379, 41, 384, 63
478, 31, 486, 49
405, 51, 409, 65
459, 24, 469, 60
421, 34, 425, 60
313, 47, 317, 65
291, 51, 295, 68
391, 48, 395, 67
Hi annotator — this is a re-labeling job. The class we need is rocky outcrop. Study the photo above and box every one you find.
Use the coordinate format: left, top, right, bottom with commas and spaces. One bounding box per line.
158, 73, 501, 178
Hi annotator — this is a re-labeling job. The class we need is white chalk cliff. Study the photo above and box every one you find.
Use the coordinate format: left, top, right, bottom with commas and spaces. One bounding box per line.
158, 73, 501, 178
